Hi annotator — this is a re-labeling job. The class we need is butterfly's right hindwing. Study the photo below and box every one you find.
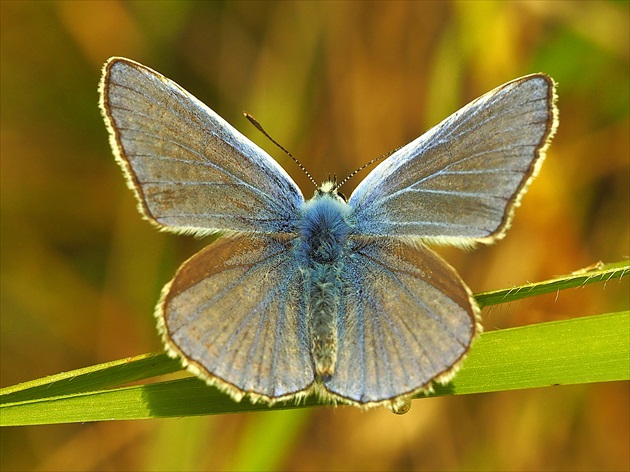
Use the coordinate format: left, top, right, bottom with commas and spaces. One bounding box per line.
325, 237, 480, 406
99, 57, 304, 236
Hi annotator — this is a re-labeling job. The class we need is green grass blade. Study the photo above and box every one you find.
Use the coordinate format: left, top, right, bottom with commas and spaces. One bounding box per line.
0, 353, 181, 404
430, 311, 629, 396
475, 260, 629, 308
2, 311, 627, 425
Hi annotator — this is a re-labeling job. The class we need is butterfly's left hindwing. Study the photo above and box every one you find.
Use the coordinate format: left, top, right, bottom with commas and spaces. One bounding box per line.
157, 234, 315, 403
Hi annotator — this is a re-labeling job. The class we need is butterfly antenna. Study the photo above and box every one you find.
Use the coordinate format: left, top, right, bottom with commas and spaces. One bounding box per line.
336, 144, 403, 190
244, 112, 318, 188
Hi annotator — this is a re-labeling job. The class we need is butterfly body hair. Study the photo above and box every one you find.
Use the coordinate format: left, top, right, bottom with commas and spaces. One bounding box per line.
297, 186, 354, 378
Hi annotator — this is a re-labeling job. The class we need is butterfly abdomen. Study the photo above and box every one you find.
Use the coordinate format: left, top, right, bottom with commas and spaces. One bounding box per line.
299, 189, 354, 378
308, 263, 340, 378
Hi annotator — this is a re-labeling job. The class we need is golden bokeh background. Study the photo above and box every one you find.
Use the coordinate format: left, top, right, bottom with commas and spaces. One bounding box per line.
1, 1, 628, 470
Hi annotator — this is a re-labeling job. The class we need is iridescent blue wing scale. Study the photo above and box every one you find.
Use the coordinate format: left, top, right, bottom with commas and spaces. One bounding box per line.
349, 74, 558, 246
99, 57, 304, 236
159, 233, 314, 402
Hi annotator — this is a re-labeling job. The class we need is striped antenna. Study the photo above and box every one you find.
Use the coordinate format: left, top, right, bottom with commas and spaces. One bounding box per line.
244, 112, 318, 189
336, 144, 402, 191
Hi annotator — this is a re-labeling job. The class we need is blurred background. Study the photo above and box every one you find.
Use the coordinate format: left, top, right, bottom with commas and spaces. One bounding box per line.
1, 1, 628, 470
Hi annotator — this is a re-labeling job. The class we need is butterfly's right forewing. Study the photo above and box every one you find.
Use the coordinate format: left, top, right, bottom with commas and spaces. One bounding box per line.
349, 74, 557, 245
100, 58, 304, 236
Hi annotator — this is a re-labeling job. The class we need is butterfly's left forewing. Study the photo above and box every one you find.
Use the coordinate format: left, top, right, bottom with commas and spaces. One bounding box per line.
158, 233, 315, 402
100, 58, 304, 236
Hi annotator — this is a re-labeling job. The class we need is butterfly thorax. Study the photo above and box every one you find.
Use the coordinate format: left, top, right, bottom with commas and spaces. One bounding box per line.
298, 184, 354, 379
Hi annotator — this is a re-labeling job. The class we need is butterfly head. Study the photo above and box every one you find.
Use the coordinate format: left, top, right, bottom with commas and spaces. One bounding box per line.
314, 180, 347, 203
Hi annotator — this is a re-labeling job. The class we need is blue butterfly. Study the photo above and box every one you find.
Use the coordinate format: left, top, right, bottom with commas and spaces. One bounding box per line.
99, 57, 557, 412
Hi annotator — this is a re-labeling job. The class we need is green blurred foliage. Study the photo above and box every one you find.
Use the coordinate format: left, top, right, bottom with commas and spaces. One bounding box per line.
1, 1, 628, 470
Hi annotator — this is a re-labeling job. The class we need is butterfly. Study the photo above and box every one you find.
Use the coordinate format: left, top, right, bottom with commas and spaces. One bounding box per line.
99, 57, 558, 412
